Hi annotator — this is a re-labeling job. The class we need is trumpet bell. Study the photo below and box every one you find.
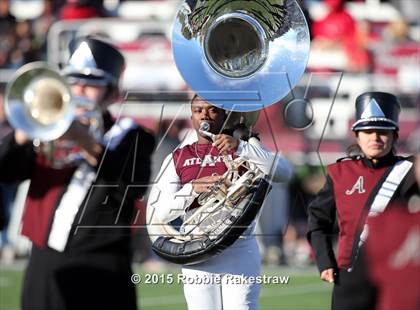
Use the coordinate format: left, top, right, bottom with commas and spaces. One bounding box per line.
24, 77, 69, 126
5, 62, 75, 141
172, 0, 310, 112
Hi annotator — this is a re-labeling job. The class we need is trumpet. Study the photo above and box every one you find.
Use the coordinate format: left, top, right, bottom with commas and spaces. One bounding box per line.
4, 61, 103, 167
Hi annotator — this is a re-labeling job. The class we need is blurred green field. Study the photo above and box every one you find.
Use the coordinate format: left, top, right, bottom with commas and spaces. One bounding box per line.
0, 264, 331, 310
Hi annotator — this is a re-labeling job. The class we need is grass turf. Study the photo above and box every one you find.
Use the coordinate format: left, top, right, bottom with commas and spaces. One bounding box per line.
0, 264, 331, 310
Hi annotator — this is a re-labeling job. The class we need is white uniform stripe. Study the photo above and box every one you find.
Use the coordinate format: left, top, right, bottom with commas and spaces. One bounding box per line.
360, 160, 413, 243
377, 187, 395, 198
382, 182, 398, 191
47, 118, 136, 252
47, 163, 95, 251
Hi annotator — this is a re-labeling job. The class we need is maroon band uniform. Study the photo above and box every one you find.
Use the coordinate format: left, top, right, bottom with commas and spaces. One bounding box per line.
0, 114, 155, 310
307, 154, 417, 309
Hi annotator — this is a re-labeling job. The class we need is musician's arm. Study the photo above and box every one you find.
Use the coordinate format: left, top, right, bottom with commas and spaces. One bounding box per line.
0, 127, 35, 182
235, 139, 293, 183
147, 154, 199, 223
307, 176, 338, 273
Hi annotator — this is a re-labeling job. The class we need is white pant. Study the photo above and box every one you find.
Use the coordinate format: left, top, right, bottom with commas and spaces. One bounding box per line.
182, 235, 261, 310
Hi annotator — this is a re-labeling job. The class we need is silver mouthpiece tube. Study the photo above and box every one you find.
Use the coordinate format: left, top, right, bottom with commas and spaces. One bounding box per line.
199, 121, 215, 140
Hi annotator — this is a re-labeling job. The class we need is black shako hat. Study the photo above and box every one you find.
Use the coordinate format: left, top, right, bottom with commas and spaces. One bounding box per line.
351, 91, 401, 131
62, 37, 125, 88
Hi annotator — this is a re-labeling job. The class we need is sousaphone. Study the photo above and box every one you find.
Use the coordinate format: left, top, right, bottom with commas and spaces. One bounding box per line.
148, 0, 310, 265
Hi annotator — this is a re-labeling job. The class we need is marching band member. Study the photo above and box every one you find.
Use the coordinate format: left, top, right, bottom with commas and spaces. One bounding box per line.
0, 37, 155, 310
363, 133, 420, 310
307, 92, 418, 310
147, 95, 292, 310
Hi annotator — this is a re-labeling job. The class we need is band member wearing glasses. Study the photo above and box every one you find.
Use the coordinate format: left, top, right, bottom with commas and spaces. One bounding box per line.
307, 92, 418, 310
147, 95, 292, 310
0, 37, 155, 310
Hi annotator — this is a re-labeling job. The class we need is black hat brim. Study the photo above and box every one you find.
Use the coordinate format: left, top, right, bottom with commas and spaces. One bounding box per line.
352, 120, 398, 131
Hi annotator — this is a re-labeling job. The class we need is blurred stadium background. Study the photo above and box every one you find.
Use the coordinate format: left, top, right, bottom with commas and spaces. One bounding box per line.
0, 0, 418, 309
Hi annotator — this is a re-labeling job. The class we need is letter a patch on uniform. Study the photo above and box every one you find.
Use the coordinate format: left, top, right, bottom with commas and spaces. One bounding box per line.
345, 176, 366, 195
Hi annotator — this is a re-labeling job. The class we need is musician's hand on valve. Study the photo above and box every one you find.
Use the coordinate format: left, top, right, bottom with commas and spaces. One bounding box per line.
212, 134, 239, 154
192, 175, 223, 194
62, 120, 103, 166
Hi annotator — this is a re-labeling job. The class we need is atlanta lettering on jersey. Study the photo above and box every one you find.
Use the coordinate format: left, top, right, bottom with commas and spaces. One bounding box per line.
183, 154, 234, 168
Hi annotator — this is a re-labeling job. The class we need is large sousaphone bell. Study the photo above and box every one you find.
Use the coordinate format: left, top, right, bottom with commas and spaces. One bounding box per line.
172, 0, 310, 112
